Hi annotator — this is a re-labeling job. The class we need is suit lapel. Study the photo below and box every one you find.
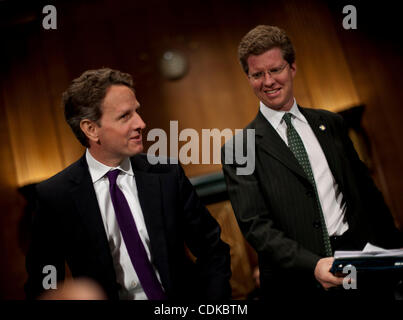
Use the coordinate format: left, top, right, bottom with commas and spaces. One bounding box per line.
254, 111, 309, 183
68, 155, 171, 292
131, 156, 171, 291
68, 156, 116, 279
300, 107, 345, 190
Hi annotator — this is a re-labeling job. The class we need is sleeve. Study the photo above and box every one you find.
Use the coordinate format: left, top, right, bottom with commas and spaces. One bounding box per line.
175, 164, 232, 300
334, 114, 403, 248
221, 136, 321, 274
24, 185, 66, 299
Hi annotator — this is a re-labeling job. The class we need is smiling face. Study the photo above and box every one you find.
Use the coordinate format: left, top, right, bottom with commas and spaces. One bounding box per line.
247, 47, 296, 112
88, 85, 146, 166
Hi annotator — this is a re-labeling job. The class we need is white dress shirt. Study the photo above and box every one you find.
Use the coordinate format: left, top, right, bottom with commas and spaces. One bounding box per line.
259, 99, 348, 236
85, 149, 164, 299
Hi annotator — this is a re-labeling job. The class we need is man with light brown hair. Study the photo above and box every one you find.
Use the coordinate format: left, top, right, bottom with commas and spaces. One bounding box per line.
222, 25, 402, 299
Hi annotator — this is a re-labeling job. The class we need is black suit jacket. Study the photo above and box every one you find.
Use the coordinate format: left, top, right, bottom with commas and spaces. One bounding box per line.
25, 154, 231, 300
222, 106, 402, 295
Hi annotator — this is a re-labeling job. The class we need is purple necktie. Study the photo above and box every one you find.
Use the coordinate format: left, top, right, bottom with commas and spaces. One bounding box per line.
106, 169, 166, 300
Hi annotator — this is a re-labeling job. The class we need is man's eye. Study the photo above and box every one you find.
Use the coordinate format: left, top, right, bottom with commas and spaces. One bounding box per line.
253, 72, 263, 79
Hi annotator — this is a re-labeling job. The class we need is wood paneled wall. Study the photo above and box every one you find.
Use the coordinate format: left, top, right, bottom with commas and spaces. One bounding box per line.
329, 1, 403, 230
1, 0, 402, 299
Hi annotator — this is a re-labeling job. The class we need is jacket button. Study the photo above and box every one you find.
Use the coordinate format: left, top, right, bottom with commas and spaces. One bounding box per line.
313, 221, 321, 229
131, 281, 137, 289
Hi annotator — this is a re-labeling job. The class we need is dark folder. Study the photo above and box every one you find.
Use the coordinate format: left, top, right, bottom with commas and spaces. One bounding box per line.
330, 246, 403, 274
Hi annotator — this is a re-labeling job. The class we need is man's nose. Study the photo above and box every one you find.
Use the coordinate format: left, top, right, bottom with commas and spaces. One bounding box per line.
133, 113, 146, 130
262, 71, 275, 86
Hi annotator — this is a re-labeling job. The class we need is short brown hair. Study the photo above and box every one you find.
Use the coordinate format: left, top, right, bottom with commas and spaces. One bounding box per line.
238, 25, 295, 74
62, 68, 134, 147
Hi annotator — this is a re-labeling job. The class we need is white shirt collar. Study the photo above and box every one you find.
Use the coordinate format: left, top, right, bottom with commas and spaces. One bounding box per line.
85, 149, 134, 183
259, 98, 307, 129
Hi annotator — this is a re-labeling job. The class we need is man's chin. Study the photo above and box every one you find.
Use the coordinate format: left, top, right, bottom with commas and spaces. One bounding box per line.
262, 102, 283, 111
262, 99, 292, 111
127, 145, 144, 156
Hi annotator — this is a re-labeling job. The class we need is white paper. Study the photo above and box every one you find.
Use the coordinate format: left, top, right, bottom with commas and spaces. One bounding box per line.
334, 242, 403, 258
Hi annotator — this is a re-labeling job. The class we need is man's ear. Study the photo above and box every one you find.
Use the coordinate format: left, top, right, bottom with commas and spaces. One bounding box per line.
80, 119, 100, 143
290, 62, 297, 78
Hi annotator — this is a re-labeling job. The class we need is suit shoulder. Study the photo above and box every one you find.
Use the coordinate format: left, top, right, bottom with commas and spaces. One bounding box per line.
221, 128, 251, 156
302, 107, 345, 129
303, 106, 343, 120
221, 117, 257, 151
134, 153, 180, 175
36, 158, 84, 195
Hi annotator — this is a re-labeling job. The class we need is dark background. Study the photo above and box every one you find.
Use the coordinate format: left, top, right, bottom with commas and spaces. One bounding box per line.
1, 0, 402, 299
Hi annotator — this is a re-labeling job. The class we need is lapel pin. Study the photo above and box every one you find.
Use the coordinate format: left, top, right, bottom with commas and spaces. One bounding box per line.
319, 124, 326, 131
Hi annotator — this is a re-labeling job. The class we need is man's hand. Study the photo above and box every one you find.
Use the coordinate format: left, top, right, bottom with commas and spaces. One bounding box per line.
314, 257, 344, 290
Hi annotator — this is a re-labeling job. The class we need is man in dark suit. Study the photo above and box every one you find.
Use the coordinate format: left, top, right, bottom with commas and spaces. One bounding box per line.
25, 68, 231, 300
221, 25, 402, 299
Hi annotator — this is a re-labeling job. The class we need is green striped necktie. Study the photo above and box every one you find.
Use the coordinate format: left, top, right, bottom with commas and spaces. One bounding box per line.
283, 113, 333, 257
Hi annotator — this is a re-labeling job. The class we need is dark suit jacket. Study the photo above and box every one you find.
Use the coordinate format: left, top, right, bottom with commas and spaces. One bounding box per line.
222, 106, 402, 296
25, 154, 231, 300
